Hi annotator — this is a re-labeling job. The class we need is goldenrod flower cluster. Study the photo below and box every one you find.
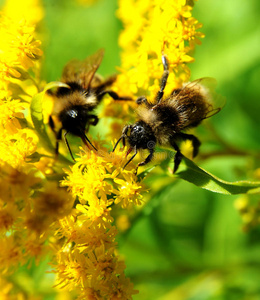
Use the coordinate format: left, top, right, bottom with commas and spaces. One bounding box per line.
114, 0, 204, 99
53, 147, 141, 298
0, 0, 204, 299
104, 0, 204, 141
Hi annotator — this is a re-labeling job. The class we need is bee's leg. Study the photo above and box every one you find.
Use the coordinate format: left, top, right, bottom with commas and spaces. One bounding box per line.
64, 131, 75, 161
123, 146, 137, 169
48, 115, 55, 132
136, 96, 147, 105
54, 128, 63, 159
112, 125, 131, 152
136, 148, 154, 169
88, 114, 99, 126
136, 96, 153, 109
178, 133, 201, 158
133, 149, 154, 175
155, 54, 169, 104
97, 90, 132, 101
49, 115, 61, 159
169, 139, 183, 173
94, 75, 117, 92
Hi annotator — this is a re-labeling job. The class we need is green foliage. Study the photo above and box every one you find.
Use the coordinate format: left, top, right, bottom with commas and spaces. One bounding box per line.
176, 156, 260, 195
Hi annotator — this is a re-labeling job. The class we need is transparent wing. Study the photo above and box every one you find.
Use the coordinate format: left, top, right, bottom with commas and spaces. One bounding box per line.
61, 48, 105, 90
174, 77, 226, 120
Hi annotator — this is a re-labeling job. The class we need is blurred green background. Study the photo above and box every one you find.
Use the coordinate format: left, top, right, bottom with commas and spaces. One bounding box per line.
2, 0, 260, 299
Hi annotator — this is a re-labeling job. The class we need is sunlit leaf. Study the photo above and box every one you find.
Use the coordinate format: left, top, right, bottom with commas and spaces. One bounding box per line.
30, 81, 70, 152
137, 165, 156, 181
175, 156, 260, 195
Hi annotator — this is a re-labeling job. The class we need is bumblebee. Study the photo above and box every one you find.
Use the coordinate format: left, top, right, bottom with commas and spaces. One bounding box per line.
113, 54, 223, 173
48, 49, 131, 161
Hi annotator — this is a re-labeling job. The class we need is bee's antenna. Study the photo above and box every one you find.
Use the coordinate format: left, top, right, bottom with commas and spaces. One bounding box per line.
123, 146, 137, 169
112, 125, 131, 152
112, 135, 124, 152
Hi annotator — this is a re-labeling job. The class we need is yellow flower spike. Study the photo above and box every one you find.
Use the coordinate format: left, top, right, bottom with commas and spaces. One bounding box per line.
0, 202, 17, 232
115, 0, 204, 100
23, 235, 49, 265
3, 0, 44, 25
0, 130, 38, 168
0, 162, 42, 201
0, 98, 24, 134
34, 156, 55, 175
57, 143, 145, 297
62, 145, 144, 212
34, 182, 74, 219
0, 14, 43, 75
113, 175, 144, 208
58, 216, 117, 251
0, 235, 23, 274
54, 216, 125, 297
77, 196, 112, 221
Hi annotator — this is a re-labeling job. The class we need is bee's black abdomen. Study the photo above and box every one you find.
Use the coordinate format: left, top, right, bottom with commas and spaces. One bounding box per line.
155, 104, 180, 127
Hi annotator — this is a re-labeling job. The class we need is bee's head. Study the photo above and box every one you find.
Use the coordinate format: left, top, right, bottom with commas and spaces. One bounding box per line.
127, 121, 156, 150
59, 106, 89, 136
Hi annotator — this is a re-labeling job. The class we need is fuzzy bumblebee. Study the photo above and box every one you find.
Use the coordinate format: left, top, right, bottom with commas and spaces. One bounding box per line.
48, 49, 131, 160
114, 55, 223, 173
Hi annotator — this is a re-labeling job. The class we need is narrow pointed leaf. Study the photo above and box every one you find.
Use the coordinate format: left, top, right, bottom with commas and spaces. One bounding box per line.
175, 156, 260, 195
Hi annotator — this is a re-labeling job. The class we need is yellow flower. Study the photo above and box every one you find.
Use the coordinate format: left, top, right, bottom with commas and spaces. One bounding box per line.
34, 182, 74, 219
0, 98, 24, 134
54, 219, 137, 299
0, 60, 22, 81
0, 163, 41, 201
0, 15, 43, 73
22, 235, 51, 266
0, 236, 23, 274
57, 215, 117, 250
114, 0, 204, 100
3, 0, 44, 25
234, 195, 260, 231
0, 202, 17, 232
14, 33, 43, 69
62, 146, 145, 220
113, 172, 144, 208
0, 130, 38, 168
56, 145, 145, 298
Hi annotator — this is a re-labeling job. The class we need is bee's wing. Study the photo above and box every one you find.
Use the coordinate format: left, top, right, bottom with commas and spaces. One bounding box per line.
61, 48, 105, 90
175, 77, 226, 120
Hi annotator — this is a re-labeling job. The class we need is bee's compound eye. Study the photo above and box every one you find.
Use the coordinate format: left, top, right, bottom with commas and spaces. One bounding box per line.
67, 109, 78, 118
132, 124, 144, 133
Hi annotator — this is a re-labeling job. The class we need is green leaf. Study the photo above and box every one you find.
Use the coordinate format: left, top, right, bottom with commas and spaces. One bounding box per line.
30, 81, 70, 152
137, 165, 156, 181
175, 156, 260, 195
42, 81, 70, 92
